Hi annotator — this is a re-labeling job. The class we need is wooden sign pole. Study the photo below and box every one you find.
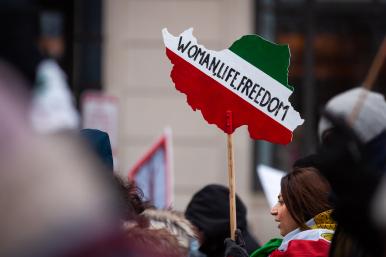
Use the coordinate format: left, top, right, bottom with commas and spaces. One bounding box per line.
226, 111, 237, 240
349, 36, 386, 124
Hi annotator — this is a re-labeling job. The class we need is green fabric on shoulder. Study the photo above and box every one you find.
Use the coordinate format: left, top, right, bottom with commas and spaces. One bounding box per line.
250, 238, 282, 257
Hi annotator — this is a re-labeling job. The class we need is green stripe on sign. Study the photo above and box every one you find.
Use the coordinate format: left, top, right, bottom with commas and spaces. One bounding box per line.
229, 35, 293, 91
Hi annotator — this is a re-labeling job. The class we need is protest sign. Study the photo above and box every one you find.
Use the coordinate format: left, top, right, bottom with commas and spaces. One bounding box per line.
162, 28, 303, 144
81, 91, 118, 170
163, 28, 303, 239
128, 129, 173, 209
257, 164, 285, 209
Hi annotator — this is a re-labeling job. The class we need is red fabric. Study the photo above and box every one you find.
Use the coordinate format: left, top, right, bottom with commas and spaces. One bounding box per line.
166, 48, 292, 144
270, 239, 330, 257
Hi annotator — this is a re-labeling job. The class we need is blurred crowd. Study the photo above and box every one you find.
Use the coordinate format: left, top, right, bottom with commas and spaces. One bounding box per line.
1, 1, 386, 257
0, 2, 257, 257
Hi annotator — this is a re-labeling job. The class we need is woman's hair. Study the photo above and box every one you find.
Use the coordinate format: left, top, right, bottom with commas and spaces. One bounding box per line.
113, 176, 153, 221
281, 167, 332, 230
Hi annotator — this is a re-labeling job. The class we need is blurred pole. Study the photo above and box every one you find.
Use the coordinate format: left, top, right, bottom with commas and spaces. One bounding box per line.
253, 0, 275, 190
302, 0, 316, 154
349, 36, 386, 125
259, 0, 275, 40
257, 0, 275, 166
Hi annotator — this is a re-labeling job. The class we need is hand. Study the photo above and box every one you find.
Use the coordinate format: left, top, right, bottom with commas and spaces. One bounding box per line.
224, 229, 248, 257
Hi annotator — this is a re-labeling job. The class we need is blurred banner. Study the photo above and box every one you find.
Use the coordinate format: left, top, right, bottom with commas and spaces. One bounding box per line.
256, 164, 285, 208
81, 90, 118, 170
128, 128, 174, 209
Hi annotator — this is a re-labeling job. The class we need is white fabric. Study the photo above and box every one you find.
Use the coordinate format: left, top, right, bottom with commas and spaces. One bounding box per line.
278, 217, 334, 251
318, 87, 386, 143
30, 59, 79, 133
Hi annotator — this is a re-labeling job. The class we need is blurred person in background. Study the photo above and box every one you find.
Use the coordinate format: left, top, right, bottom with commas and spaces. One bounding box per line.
38, 10, 65, 60
79, 127, 195, 257
224, 167, 335, 257
315, 87, 386, 257
80, 128, 155, 225
286, 87, 386, 257
0, 2, 195, 257
185, 184, 260, 257
80, 129, 114, 171
0, 62, 128, 257
0, 3, 131, 256
0, 1, 79, 134
30, 8, 79, 134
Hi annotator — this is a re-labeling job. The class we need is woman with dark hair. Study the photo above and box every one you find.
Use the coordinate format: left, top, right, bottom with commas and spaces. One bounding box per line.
276, 167, 334, 235
225, 167, 335, 257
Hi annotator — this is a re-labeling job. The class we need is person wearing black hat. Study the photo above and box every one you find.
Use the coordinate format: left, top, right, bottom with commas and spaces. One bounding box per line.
185, 184, 260, 257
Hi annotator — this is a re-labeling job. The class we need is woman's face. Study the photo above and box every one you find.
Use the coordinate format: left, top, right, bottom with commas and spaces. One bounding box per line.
270, 193, 298, 236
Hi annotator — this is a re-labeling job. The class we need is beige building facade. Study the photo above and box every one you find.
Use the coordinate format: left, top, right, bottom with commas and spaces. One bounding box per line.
104, 0, 278, 242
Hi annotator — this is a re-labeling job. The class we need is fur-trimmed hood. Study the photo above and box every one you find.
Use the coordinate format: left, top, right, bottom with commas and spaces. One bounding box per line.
142, 209, 198, 249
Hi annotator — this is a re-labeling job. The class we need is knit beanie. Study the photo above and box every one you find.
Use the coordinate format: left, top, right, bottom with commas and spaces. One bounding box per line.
318, 87, 386, 143
185, 185, 247, 238
185, 184, 259, 257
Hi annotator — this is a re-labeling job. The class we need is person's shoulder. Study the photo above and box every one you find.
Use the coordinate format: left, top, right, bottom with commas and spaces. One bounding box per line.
272, 232, 332, 257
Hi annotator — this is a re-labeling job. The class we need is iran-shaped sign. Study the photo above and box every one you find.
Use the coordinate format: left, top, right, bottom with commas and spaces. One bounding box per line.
162, 28, 304, 144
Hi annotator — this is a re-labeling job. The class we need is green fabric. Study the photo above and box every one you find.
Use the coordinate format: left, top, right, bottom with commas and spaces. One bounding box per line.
250, 238, 283, 257
228, 35, 293, 91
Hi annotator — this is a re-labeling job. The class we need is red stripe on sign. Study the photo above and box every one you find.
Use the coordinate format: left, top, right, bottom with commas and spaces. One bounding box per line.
166, 48, 292, 144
